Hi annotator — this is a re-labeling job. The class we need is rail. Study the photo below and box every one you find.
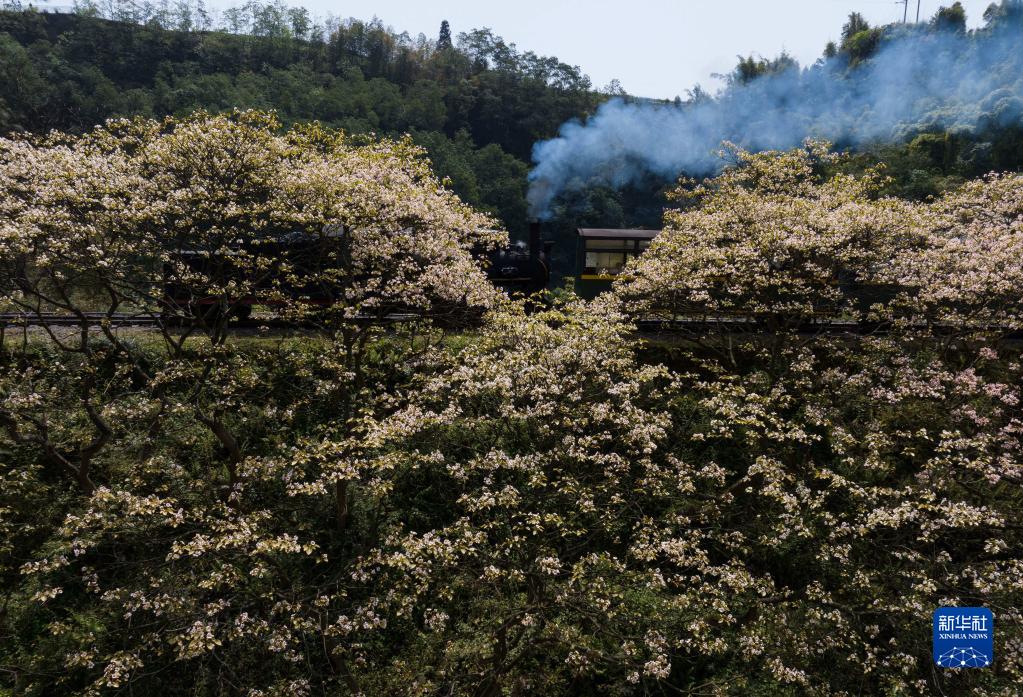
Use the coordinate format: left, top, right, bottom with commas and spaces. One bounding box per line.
2, 312, 1021, 340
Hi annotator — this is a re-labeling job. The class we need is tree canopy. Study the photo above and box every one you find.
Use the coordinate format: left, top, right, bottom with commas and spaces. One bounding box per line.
3, 138, 1023, 694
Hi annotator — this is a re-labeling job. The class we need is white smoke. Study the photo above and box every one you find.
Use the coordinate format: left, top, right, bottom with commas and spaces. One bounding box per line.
528, 21, 1023, 217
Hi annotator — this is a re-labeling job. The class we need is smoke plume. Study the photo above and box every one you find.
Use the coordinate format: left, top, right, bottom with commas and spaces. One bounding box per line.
528, 22, 1023, 218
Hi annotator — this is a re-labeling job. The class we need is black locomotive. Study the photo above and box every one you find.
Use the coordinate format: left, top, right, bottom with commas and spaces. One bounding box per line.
485, 221, 552, 296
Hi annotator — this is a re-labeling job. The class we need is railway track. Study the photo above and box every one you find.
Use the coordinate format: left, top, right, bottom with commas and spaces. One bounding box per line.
634, 317, 1023, 339
0, 311, 423, 329
1, 312, 165, 327
3, 312, 1022, 340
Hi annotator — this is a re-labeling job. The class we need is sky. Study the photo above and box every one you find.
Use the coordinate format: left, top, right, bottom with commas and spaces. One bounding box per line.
234, 0, 999, 98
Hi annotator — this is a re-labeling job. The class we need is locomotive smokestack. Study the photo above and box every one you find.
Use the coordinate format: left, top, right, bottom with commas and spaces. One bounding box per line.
529, 219, 541, 263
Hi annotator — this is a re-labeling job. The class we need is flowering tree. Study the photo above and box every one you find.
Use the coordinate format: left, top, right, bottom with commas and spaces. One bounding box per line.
661, 336, 1023, 694
617, 143, 1023, 337
884, 172, 1023, 330
0, 110, 501, 492
615, 144, 913, 326
607, 147, 1023, 694
327, 301, 762, 694
0, 112, 505, 695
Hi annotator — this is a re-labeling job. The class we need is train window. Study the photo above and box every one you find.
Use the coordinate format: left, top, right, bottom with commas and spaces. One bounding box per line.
585, 251, 627, 273
580, 235, 656, 276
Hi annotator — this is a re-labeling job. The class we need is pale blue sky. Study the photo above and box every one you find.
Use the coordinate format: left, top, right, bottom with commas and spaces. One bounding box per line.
263, 0, 996, 98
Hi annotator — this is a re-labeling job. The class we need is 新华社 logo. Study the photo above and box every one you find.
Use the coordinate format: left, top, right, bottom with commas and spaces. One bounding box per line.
933, 607, 993, 668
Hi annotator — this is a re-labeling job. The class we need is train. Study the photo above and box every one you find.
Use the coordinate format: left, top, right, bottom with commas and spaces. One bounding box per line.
162, 221, 553, 320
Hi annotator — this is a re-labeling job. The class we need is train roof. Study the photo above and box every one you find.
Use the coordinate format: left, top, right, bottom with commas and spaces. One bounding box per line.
577, 228, 661, 239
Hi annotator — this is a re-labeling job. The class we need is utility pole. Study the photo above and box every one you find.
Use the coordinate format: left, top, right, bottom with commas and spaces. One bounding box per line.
916, 0, 922, 22
903, 0, 909, 23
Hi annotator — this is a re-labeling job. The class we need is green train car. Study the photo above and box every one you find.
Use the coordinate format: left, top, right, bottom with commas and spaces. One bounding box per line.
574, 228, 660, 299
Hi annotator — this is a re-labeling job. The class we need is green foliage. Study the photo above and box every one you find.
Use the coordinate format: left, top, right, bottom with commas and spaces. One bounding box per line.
0, 6, 600, 237
932, 2, 968, 32
436, 19, 452, 51
984, 0, 1023, 30
412, 129, 530, 233
719, 52, 798, 87
840, 25, 884, 65
841, 11, 870, 42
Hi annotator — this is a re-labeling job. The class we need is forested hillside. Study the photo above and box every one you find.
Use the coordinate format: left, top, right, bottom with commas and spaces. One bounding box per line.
0, 3, 602, 239
4, 2, 1023, 279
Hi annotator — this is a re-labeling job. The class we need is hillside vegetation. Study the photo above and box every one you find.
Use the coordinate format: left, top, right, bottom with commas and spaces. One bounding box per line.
533, 1, 1023, 253
3, 3, 1023, 279
0, 3, 601, 239
2, 116, 1023, 694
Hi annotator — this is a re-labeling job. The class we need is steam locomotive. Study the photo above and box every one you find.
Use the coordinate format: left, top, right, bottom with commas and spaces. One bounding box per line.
485, 221, 552, 296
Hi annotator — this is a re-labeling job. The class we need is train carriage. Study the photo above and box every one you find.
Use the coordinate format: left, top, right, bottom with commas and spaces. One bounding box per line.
574, 227, 660, 299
